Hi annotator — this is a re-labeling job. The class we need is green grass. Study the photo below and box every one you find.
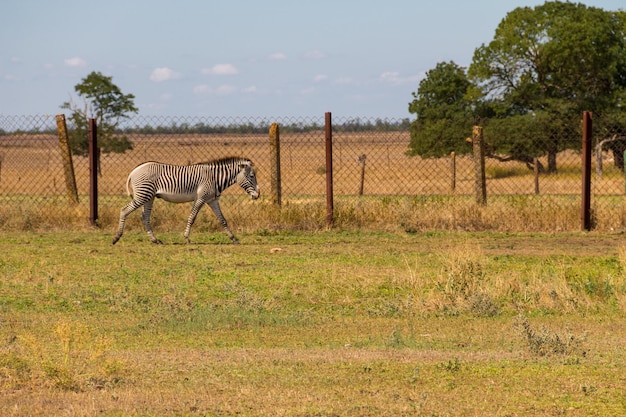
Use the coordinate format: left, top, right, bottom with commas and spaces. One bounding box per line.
1, 230, 626, 416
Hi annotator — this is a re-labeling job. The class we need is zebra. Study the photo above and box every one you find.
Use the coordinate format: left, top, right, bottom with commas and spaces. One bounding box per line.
112, 157, 260, 245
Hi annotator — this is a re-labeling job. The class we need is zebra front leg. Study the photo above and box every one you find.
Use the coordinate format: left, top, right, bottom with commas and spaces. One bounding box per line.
112, 200, 141, 245
142, 199, 163, 244
208, 199, 239, 244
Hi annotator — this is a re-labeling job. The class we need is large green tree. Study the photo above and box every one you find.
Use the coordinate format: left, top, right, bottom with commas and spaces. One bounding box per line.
61, 71, 138, 158
468, 1, 626, 171
407, 61, 485, 158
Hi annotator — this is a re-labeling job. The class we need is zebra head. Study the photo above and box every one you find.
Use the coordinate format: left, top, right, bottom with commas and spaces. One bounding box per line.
236, 160, 260, 200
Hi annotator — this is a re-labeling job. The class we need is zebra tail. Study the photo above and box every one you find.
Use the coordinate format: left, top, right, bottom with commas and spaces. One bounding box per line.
125, 175, 133, 197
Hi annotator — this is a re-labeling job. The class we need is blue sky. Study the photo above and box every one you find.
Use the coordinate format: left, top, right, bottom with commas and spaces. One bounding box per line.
1, 0, 624, 119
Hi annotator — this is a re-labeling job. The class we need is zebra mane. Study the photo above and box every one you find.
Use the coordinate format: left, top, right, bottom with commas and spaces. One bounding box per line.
196, 156, 252, 166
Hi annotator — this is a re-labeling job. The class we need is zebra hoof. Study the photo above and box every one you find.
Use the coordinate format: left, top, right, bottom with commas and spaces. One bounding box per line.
152, 239, 164, 245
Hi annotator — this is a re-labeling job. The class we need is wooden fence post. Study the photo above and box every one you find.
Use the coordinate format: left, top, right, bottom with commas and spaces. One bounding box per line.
623, 150, 626, 195
269, 122, 281, 206
623, 150, 626, 229
450, 151, 456, 193
472, 126, 487, 205
55, 114, 79, 205
534, 157, 540, 195
357, 154, 366, 196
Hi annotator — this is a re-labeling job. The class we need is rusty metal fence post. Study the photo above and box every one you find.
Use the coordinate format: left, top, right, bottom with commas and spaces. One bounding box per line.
269, 122, 281, 206
89, 118, 98, 226
55, 114, 79, 205
325, 112, 333, 227
581, 111, 592, 231
472, 126, 487, 205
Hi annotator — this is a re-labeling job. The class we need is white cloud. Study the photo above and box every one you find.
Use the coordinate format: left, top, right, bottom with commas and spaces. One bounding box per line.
215, 85, 236, 95
64, 57, 87, 68
379, 71, 424, 85
242, 86, 258, 94
313, 74, 328, 82
380, 71, 400, 81
269, 52, 287, 61
193, 84, 237, 95
304, 50, 325, 60
201, 64, 239, 75
334, 77, 355, 85
193, 84, 211, 94
150, 67, 180, 82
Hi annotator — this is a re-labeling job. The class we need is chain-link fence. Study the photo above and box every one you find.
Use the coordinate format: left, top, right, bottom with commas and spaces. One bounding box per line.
1, 114, 625, 232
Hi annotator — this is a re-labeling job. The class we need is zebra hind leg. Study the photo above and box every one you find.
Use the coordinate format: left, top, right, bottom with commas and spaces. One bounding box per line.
142, 199, 163, 244
112, 200, 142, 245
183, 199, 206, 244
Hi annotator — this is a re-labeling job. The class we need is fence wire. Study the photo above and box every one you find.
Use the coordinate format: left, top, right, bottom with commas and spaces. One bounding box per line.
1, 114, 625, 232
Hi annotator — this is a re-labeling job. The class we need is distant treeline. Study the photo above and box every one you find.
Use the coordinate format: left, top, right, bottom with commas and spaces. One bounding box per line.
123, 117, 411, 135
0, 117, 412, 135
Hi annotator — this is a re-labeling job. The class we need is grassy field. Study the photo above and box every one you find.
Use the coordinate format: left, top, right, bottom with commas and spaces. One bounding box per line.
1, 230, 625, 416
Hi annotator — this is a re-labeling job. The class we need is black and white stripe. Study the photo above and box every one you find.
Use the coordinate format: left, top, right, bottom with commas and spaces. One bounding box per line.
112, 157, 259, 245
